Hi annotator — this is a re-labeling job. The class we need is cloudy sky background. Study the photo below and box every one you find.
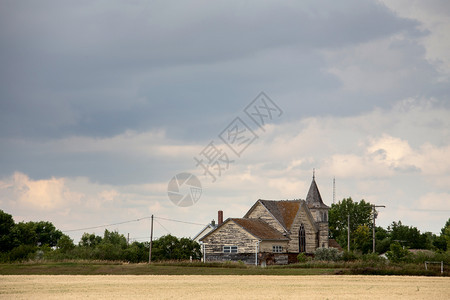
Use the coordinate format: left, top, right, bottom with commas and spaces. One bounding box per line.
1, 0, 449, 243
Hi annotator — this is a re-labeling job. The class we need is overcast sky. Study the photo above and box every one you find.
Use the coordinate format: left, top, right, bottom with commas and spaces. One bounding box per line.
1, 0, 449, 244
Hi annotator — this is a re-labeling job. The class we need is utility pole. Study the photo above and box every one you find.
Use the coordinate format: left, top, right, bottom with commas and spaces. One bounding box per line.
149, 214, 154, 263
347, 214, 350, 252
372, 205, 385, 253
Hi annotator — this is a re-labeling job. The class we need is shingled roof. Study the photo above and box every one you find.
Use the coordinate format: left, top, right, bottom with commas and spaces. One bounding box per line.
257, 200, 301, 230
306, 176, 329, 209
232, 218, 289, 241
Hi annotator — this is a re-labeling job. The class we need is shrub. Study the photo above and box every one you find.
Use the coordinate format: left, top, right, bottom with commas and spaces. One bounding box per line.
314, 247, 342, 262
297, 253, 307, 263
8, 245, 37, 262
361, 252, 384, 262
386, 243, 411, 263
342, 250, 358, 261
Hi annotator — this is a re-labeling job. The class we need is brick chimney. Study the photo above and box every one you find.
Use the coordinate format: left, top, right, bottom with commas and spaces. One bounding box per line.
218, 210, 223, 225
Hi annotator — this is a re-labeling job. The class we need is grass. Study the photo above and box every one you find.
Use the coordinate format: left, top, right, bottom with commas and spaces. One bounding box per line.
0, 260, 338, 275
0, 259, 448, 276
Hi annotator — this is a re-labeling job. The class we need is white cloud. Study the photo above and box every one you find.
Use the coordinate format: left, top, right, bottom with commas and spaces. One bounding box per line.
0, 172, 80, 211
1, 98, 449, 240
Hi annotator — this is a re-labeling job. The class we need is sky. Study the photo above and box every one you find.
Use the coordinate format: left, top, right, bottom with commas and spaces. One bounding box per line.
1, 0, 449, 244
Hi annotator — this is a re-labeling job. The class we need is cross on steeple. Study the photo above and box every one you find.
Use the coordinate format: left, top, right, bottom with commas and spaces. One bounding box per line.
313, 168, 315, 180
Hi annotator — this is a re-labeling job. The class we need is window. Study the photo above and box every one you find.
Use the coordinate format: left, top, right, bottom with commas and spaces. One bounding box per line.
299, 224, 306, 253
223, 246, 238, 253
272, 245, 283, 253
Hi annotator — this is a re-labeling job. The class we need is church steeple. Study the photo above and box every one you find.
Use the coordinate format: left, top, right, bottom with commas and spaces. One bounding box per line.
305, 170, 328, 209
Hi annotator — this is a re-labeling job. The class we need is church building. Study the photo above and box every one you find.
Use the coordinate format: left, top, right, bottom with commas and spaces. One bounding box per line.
199, 174, 332, 265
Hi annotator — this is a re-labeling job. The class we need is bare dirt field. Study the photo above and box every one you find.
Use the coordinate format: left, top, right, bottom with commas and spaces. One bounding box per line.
1, 275, 449, 299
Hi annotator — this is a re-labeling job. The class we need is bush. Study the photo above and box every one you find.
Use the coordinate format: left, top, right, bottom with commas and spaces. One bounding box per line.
8, 245, 37, 262
342, 250, 358, 261
314, 247, 342, 262
297, 253, 307, 263
386, 243, 411, 263
361, 252, 386, 263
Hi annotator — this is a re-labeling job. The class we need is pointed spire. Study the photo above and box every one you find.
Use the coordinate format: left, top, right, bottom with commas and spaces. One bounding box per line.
306, 172, 329, 209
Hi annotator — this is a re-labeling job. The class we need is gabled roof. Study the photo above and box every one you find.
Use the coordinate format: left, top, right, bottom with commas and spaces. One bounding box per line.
243, 199, 318, 233
257, 200, 301, 231
200, 218, 289, 242
192, 223, 216, 241
306, 176, 329, 209
232, 218, 289, 241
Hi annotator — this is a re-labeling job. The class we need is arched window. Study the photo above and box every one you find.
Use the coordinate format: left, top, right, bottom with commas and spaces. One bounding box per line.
299, 224, 306, 253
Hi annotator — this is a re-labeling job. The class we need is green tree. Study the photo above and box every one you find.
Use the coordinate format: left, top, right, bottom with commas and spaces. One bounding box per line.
389, 221, 428, 249
178, 237, 202, 260
79, 233, 102, 247
34, 221, 62, 247
353, 225, 371, 253
11, 221, 62, 247
386, 242, 411, 263
151, 235, 201, 261
102, 229, 127, 249
328, 197, 372, 251
439, 218, 450, 251
0, 210, 15, 252
12, 222, 37, 246
123, 242, 148, 263
96, 230, 128, 260
56, 234, 75, 253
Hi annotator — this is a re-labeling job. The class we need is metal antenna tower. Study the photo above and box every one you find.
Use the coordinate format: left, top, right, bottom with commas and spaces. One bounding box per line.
333, 177, 335, 204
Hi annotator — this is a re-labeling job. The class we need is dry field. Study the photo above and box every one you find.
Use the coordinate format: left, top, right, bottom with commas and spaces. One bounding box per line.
1, 275, 449, 299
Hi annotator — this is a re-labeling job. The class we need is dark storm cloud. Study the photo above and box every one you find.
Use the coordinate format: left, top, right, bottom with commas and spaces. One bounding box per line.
0, 0, 421, 141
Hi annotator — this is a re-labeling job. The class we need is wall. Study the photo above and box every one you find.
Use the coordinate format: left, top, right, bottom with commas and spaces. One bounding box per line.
202, 221, 258, 254
318, 222, 329, 248
288, 206, 318, 253
245, 202, 285, 233
259, 240, 289, 253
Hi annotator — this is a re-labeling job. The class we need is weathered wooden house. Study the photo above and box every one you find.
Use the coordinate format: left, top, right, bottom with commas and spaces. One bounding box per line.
200, 175, 331, 265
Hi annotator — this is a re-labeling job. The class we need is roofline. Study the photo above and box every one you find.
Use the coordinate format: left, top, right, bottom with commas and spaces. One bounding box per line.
300, 200, 318, 232
232, 218, 289, 241
192, 223, 216, 241
200, 218, 289, 242
199, 218, 231, 241
251, 199, 289, 233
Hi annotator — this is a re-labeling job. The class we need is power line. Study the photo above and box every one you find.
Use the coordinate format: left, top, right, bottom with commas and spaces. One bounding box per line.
154, 218, 171, 234
154, 216, 205, 226
62, 217, 151, 232
62, 215, 205, 233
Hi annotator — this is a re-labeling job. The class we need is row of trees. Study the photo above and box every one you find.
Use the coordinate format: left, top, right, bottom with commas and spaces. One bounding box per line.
328, 198, 450, 254
1, 200, 449, 262
0, 209, 200, 262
